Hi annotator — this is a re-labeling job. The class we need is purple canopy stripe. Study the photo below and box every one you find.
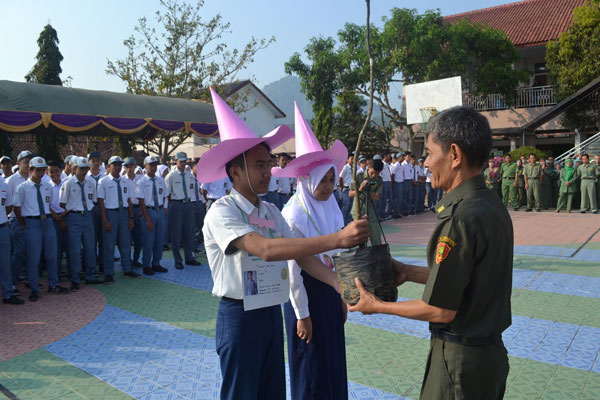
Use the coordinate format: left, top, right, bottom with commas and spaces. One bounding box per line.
149, 120, 186, 132
190, 122, 219, 136
103, 117, 148, 134
51, 113, 102, 131
0, 110, 43, 132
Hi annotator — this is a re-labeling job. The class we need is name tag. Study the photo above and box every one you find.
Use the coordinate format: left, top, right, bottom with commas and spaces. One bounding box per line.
124, 187, 128, 193
45, 196, 50, 203
159, 188, 163, 194
88, 193, 93, 200
242, 255, 289, 311
1, 198, 5, 206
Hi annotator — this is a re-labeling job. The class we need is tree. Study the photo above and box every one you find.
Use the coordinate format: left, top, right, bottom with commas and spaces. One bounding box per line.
285, 37, 340, 145
25, 24, 68, 161
107, 0, 274, 162
546, 0, 600, 131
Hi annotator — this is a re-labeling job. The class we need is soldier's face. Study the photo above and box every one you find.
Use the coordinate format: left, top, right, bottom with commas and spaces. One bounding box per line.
425, 134, 453, 191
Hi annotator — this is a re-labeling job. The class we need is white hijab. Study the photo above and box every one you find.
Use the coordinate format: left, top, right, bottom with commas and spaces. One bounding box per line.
282, 163, 344, 239
157, 164, 169, 178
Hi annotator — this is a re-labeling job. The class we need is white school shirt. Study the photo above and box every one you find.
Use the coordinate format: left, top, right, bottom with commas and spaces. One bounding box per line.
165, 169, 197, 201
123, 174, 142, 205
49, 180, 65, 214
87, 171, 106, 197
97, 174, 130, 209
416, 165, 426, 181
136, 175, 168, 208
59, 175, 96, 212
60, 171, 68, 181
391, 163, 404, 183
6, 172, 27, 217
201, 177, 231, 200
278, 175, 292, 194
268, 176, 279, 192
380, 162, 391, 182
403, 163, 414, 181
14, 179, 53, 216
202, 188, 294, 299
42, 174, 51, 185
0, 180, 12, 224
339, 163, 353, 188
425, 167, 432, 183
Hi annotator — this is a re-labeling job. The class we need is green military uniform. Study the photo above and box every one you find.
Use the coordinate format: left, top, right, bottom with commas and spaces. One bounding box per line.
540, 165, 553, 209
553, 166, 561, 208
351, 170, 383, 245
516, 165, 526, 207
594, 161, 600, 208
524, 162, 541, 210
573, 164, 582, 210
499, 162, 518, 210
577, 163, 598, 213
420, 175, 512, 400
557, 162, 579, 212
483, 167, 501, 197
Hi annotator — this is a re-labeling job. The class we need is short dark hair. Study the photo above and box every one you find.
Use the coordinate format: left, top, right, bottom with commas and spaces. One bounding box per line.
428, 106, 492, 168
47, 160, 61, 169
226, 142, 271, 182
581, 153, 589, 159
370, 159, 384, 172
529, 153, 537, 158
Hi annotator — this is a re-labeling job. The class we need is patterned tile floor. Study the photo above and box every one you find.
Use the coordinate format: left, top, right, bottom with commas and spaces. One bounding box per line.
0, 212, 599, 399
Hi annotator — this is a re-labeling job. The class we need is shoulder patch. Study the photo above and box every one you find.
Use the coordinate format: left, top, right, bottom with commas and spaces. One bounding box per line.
435, 242, 452, 264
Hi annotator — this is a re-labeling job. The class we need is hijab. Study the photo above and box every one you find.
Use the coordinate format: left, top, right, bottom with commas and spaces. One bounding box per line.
157, 164, 169, 179
281, 163, 344, 239
565, 158, 575, 180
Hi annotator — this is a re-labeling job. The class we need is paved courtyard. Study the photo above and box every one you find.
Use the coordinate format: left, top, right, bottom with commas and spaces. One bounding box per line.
1, 211, 599, 399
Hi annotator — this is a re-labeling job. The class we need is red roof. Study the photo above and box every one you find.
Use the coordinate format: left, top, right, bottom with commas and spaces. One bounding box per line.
444, 0, 586, 47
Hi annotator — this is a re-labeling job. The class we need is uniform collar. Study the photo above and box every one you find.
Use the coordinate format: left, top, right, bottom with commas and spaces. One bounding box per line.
434, 175, 485, 215
230, 187, 261, 216
106, 174, 121, 182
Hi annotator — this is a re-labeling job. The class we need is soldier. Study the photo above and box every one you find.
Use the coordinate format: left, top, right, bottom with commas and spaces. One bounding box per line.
484, 158, 500, 196
556, 159, 578, 213
524, 153, 541, 211
594, 154, 600, 208
350, 159, 383, 245
165, 152, 201, 269
577, 154, 598, 213
553, 161, 561, 208
350, 107, 512, 399
97, 156, 140, 283
515, 159, 526, 209
59, 157, 103, 289
539, 158, 553, 210
14, 157, 69, 301
499, 154, 518, 210
573, 158, 582, 208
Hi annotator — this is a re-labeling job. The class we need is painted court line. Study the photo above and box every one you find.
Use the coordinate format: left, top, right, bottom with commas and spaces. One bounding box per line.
45, 305, 407, 400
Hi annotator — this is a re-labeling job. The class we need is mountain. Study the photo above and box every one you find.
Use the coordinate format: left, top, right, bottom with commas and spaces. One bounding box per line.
262, 75, 389, 128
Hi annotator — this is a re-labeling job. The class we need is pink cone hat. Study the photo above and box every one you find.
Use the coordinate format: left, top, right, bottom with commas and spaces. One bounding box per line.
196, 87, 293, 182
272, 102, 347, 178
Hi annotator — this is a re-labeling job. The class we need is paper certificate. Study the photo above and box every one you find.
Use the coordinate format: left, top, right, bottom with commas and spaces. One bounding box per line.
242, 255, 290, 311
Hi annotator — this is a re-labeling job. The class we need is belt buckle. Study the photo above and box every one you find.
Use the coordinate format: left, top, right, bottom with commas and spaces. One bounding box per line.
41, 214, 47, 220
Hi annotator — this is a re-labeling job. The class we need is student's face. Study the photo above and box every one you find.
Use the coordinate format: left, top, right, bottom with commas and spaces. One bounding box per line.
410, 158, 415, 166
109, 163, 122, 176
367, 167, 380, 180
1, 161, 12, 171
347, 156, 354, 165
76, 167, 89, 180
126, 164, 136, 174
31, 167, 45, 181
89, 157, 101, 170
279, 156, 288, 168
19, 159, 30, 174
233, 145, 272, 195
48, 166, 61, 182
146, 163, 158, 177
313, 168, 335, 201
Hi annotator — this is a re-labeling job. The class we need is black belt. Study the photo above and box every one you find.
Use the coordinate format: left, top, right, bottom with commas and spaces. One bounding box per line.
93, 202, 98, 205
69, 210, 86, 215
132, 204, 140, 208
106, 207, 128, 211
171, 199, 190, 203
149, 206, 162, 210
207, 198, 218, 201
431, 328, 501, 346
25, 215, 50, 220
222, 296, 243, 303
0, 222, 7, 228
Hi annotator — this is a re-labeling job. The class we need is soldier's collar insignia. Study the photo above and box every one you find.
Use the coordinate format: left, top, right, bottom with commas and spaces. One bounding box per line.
436, 205, 445, 213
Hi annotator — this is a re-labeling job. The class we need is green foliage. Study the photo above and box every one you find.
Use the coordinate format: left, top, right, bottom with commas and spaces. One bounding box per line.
285, 37, 339, 144
107, 0, 274, 162
546, 0, 600, 131
508, 146, 548, 160
25, 24, 67, 162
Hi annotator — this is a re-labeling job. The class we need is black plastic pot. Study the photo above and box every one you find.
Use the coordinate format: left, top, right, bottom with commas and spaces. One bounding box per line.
334, 243, 398, 305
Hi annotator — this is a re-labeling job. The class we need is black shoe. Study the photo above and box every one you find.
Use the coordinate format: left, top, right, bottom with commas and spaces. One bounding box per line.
13, 288, 21, 296
131, 260, 143, 268
104, 275, 114, 284
525, 208, 532, 212
186, 259, 201, 266
29, 291, 39, 302
124, 271, 140, 278
3, 296, 25, 305
535, 209, 541, 212
163, 244, 170, 251
70, 282, 80, 292
175, 262, 184, 270
85, 279, 104, 285
48, 285, 69, 294
25, 282, 43, 289
152, 265, 168, 273
580, 211, 586, 214
143, 267, 155, 276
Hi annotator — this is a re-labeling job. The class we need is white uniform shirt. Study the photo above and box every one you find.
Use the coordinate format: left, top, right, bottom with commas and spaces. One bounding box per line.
136, 175, 168, 208
123, 174, 142, 205
6, 172, 27, 217
416, 165, 426, 181
201, 177, 231, 200
14, 179, 53, 216
278, 176, 292, 194
42, 174, 51, 185
339, 163, 353, 188
425, 167, 432, 183
202, 188, 294, 299
86, 171, 106, 197
165, 169, 197, 201
380, 162, 392, 182
0, 180, 12, 224
268, 176, 279, 192
60, 171, 68, 181
97, 174, 130, 209
391, 163, 404, 183
49, 180, 65, 214
403, 163, 414, 181
59, 176, 96, 212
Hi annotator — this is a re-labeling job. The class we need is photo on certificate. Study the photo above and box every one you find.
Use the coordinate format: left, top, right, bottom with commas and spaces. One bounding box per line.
244, 270, 258, 296
242, 256, 290, 311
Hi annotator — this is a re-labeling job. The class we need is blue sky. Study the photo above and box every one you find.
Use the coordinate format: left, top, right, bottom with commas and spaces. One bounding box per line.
1, 0, 514, 93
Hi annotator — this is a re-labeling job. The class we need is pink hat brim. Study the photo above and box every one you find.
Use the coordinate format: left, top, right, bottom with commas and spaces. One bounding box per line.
196, 125, 293, 183
272, 140, 348, 178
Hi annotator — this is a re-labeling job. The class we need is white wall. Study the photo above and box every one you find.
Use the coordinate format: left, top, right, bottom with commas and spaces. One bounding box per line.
234, 86, 281, 136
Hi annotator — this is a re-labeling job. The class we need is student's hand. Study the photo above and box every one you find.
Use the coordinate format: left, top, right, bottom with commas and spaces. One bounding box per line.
341, 302, 348, 323
59, 220, 68, 232
347, 278, 380, 315
297, 317, 313, 344
128, 218, 134, 231
146, 218, 154, 231
103, 220, 112, 232
337, 217, 370, 248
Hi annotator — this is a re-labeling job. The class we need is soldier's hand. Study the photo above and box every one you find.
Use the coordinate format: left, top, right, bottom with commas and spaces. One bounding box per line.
392, 259, 409, 286
525, 184, 529, 190
347, 278, 380, 315
359, 180, 368, 191
337, 217, 369, 248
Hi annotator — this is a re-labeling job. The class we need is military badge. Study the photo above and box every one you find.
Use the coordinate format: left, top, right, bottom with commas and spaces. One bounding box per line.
435, 236, 455, 264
